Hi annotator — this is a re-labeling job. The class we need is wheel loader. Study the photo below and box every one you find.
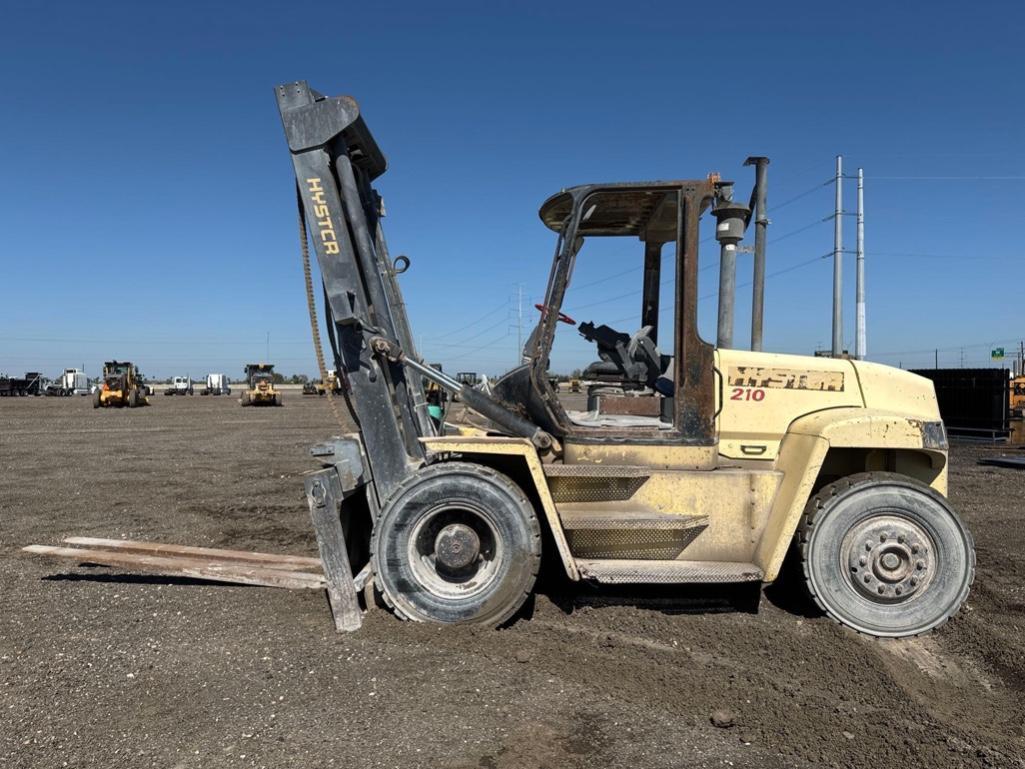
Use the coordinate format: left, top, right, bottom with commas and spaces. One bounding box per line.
276, 81, 974, 638
93, 361, 149, 408
303, 371, 342, 396
241, 363, 282, 406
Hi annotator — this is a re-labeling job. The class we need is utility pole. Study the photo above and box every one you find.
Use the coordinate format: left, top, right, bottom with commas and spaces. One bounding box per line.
745, 156, 770, 352
855, 168, 866, 360
265, 332, 270, 362
516, 285, 523, 357
832, 155, 843, 357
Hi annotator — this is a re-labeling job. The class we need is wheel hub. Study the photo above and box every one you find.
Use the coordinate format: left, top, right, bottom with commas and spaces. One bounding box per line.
846, 516, 935, 603
434, 523, 480, 570
406, 503, 502, 600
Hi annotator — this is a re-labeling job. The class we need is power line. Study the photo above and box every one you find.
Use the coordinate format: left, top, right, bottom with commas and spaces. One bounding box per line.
423, 300, 507, 340
870, 337, 1023, 358
868, 175, 1025, 181
766, 179, 832, 212
443, 332, 513, 362
421, 314, 509, 348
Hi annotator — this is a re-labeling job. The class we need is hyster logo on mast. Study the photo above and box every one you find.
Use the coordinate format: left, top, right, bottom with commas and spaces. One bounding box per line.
306, 178, 340, 254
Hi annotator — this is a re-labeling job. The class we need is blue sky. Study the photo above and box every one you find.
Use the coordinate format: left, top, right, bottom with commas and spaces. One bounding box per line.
1, 0, 1022, 379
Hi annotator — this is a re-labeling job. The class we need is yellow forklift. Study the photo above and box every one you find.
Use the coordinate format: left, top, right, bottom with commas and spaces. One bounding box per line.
92, 361, 149, 408
25, 83, 974, 641
241, 363, 282, 407
273, 82, 973, 637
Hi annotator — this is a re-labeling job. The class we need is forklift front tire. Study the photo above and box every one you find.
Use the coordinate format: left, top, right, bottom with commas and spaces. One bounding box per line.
372, 462, 541, 626
92, 390, 101, 408
800, 472, 975, 638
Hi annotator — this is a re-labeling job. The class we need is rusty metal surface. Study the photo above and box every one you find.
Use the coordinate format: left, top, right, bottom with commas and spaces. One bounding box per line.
567, 528, 706, 560
526, 180, 718, 446
547, 476, 648, 503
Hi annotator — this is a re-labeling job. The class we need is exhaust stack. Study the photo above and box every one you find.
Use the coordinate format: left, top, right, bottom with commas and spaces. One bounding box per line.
744, 157, 769, 351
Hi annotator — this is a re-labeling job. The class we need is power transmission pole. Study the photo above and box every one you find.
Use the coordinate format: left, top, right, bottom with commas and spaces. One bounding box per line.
855, 168, 866, 360
516, 285, 523, 359
832, 156, 844, 357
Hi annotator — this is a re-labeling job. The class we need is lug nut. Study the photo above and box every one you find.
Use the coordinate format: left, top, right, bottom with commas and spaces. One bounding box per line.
911, 545, 919, 554
916, 560, 925, 571
864, 575, 871, 583
910, 578, 918, 587
880, 533, 888, 542
859, 556, 867, 566
866, 541, 873, 551
898, 534, 906, 544
877, 585, 885, 594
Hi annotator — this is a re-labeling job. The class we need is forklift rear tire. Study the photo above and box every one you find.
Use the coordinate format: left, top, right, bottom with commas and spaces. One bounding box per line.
241, 392, 251, 407
128, 388, 139, 408
273, 393, 282, 407
372, 462, 541, 626
799, 472, 974, 638
92, 390, 101, 408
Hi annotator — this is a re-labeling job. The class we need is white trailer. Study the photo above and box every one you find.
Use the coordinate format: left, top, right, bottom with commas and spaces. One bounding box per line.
164, 376, 194, 396
48, 368, 89, 396
201, 373, 231, 396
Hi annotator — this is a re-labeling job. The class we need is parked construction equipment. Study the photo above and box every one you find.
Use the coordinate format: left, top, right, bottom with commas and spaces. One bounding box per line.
304, 372, 341, 396
0, 372, 43, 396
26, 83, 976, 641
201, 373, 231, 396
1010, 375, 1025, 418
93, 361, 149, 408
164, 376, 194, 396
45, 368, 89, 396
241, 363, 282, 407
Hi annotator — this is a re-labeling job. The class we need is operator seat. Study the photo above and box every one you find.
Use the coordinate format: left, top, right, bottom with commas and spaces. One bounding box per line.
579, 323, 664, 388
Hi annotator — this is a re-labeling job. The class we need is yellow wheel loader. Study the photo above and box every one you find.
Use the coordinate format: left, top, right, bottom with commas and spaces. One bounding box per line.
93, 361, 149, 409
240, 363, 281, 407
275, 82, 973, 637
304, 371, 342, 396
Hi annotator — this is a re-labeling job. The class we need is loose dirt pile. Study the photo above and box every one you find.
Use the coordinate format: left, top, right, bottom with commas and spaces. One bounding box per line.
2, 397, 1023, 768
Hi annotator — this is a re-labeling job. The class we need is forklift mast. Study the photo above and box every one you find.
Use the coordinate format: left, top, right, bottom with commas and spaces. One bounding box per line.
275, 81, 433, 501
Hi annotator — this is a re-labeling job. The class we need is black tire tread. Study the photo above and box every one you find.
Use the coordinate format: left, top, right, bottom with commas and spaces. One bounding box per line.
798, 471, 976, 638
370, 461, 542, 627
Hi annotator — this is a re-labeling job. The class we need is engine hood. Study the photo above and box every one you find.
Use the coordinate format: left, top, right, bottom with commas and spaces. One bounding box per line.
848, 360, 940, 420
715, 350, 943, 460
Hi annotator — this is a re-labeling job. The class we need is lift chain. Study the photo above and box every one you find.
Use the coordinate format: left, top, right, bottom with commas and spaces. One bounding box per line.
297, 185, 349, 433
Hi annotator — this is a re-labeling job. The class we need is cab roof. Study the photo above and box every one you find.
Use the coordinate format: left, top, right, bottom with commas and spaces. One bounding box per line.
538, 179, 713, 236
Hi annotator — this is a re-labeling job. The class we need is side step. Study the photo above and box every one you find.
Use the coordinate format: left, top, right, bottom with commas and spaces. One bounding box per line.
576, 559, 764, 584
558, 503, 708, 531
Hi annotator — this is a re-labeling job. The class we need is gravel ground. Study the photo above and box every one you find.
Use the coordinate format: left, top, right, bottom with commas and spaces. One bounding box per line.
2, 396, 1023, 768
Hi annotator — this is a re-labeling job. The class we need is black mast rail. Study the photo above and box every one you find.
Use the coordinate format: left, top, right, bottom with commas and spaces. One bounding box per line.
275, 81, 432, 500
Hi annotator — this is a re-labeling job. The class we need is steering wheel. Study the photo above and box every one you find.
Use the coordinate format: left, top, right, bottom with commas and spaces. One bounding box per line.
534, 303, 576, 325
